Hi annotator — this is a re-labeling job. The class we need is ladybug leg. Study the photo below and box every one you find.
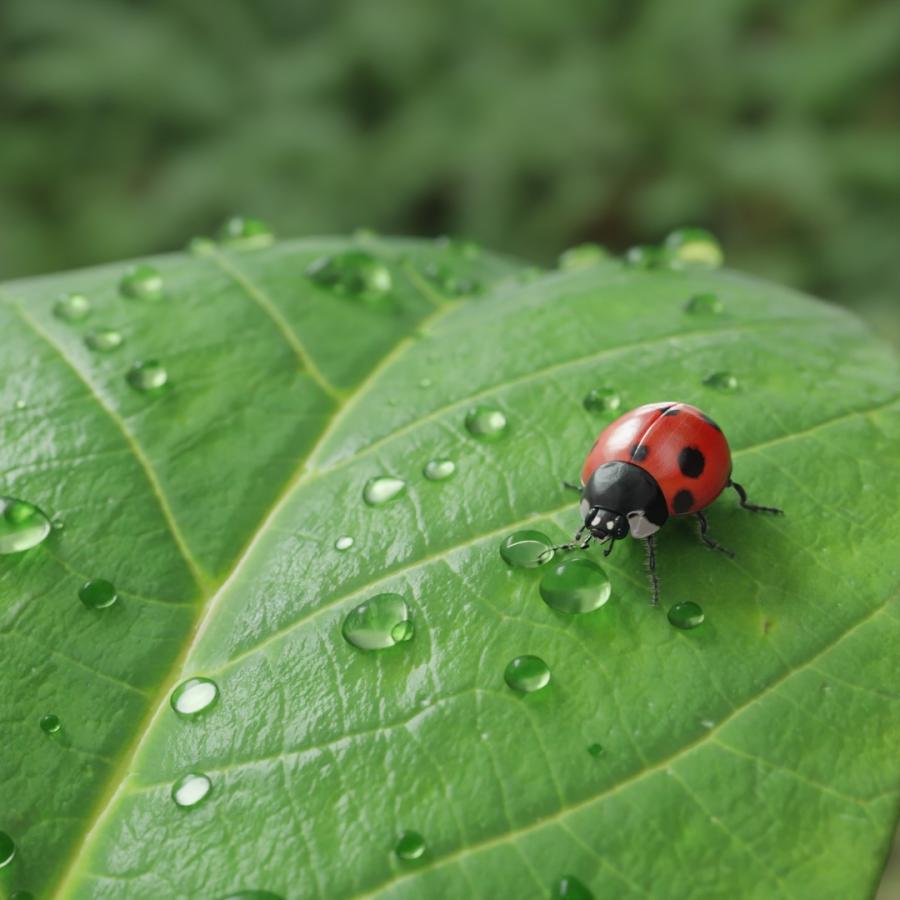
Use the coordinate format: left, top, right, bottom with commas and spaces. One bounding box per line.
695, 511, 735, 558
728, 479, 783, 515
562, 480, 582, 492
644, 534, 660, 606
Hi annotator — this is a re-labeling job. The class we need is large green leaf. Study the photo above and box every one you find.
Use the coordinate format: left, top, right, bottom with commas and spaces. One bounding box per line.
1, 238, 898, 899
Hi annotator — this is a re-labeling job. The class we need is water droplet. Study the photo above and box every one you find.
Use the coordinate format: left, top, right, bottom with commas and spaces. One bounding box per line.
664, 227, 723, 268
700, 718, 715, 729
219, 893, 284, 900
40, 713, 61, 734
395, 829, 426, 860
171, 677, 219, 717
668, 601, 704, 630
558, 243, 608, 271
587, 743, 604, 757
540, 558, 612, 614
219, 216, 274, 250
127, 360, 168, 393
334, 535, 354, 551
363, 475, 406, 506
499, 530, 555, 568
582, 387, 621, 413
702, 371, 738, 391
342, 593, 412, 651
78, 579, 118, 610
85, 328, 123, 352
423, 459, 456, 481
306, 251, 392, 302
51, 515, 64, 531
464, 405, 507, 441
119, 264, 164, 300
14, 399, 26, 410
0, 497, 51, 555
435, 235, 481, 259
420, 261, 481, 296
172, 772, 212, 808
684, 292, 723, 315
418, 377, 432, 389
504, 655, 551, 693
0, 831, 15, 868
624, 245, 666, 269
53, 292, 91, 322
551, 875, 594, 900
187, 235, 217, 257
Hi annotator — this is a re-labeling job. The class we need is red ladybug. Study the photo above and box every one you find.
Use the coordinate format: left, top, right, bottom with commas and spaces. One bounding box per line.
560, 401, 782, 605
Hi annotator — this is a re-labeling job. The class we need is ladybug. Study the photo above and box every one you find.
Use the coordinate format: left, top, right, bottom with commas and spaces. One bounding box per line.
560, 401, 782, 605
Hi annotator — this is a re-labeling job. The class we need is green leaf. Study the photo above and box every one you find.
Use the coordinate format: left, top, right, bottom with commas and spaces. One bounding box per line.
2, 241, 898, 900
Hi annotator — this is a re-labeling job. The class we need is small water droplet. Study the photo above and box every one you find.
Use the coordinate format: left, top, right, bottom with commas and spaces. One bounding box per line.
78, 579, 118, 610
418, 378, 432, 389
53, 292, 91, 322
187, 235, 217, 257
219, 216, 274, 250
587, 743, 604, 757
551, 875, 594, 900
499, 530, 555, 568
85, 328, 124, 352
700, 718, 715, 729
624, 245, 666, 269
423, 459, 456, 481
342, 593, 413, 650
0, 830, 15, 868
558, 243, 608, 271
702, 371, 738, 391
334, 535, 354, 551
14, 399, 26, 410
540, 558, 611, 613
395, 829, 426, 860
435, 235, 481, 259
127, 360, 168, 393
172, 772, 212, 808
171, 677, 219, 717
306, 251, 392, 301
420, 261, 481, 296
582, 387, 621, 413
40, 713, 61, 734
363, 475, 406, 506
684, 292, 723, 315
664, 227, 723, 268
119, 264, 164, 300
504, 655, 551, 693
464, 405, 507, 441
668, 601, 704, 629
0, 497, 51, 555
51, 515, 64, 530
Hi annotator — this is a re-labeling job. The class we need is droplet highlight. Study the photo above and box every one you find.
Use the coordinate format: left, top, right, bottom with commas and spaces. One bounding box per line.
53, 292, 91, 322
342, 593, 413, 650
684, 292, 723, 315
40, 714, 61, 734
558, 243, 608, 271
334, 535, 354, 551
582, 387, 621, 413
85, 328, 124, 352
187, 235, 217, 257
504, 655, 551, 693
171, 677, 219, 718
363, 475, 406, 506
423, 459, 456, 481
119, 264, 164, 300
540, 558, 611, 614
78, 579, 118, 610
395, 830, 426, 860
668, 601, 704, 630
464, 405, 507, 441
219, 216, 274, 250
0, 497, 51, 555
172, 772, 212, 808
499, 530, 555, 568
664, 227, 723, 268
0, 831, 15, 868
551, 875, 594, 900
127, 360, 168, 393
703, 371, 738, 391
307, 251, 392, 302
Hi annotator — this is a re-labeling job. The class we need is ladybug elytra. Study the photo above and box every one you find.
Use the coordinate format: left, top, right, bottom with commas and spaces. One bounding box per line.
560, 401, 783, 605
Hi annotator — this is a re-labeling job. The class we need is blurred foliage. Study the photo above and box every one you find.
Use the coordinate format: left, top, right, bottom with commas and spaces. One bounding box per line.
2, 0, 899, 338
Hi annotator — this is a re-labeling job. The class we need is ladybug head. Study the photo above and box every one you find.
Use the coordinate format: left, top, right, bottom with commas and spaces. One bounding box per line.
585, 508, 630, 542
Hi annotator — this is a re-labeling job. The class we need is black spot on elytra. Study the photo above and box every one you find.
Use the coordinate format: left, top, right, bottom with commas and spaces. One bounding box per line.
663, 407, 680, 416
673, 489, 694, 514
630, 443, 649, 462
678, 446, 705, 478
701, 413, 722, 432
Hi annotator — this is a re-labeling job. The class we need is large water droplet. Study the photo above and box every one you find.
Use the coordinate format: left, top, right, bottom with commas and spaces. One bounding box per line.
363, 475, 406, 506
499, 530, 555, 568
127, 360, 168, 393
342, 593, 412, 650
171, 677, 219, 717
40, 713, 61, 734
540, 558, 611, 613
558, 243, 608, 271
219, 216, 274, 250
334, 535, 354, 551
53, 292, 91, 322
395, 830, 426, 860
464, 405, 507, 441
85, 328, 124, 352
423, 458, 456, 481
664, 227, 723, 268
684, 292, 723, 315
78, 579, 118, 610
551, 875, 594, 900
582, 387, 621, 413
504, 655, 551, 693
668, 601, 704, 630
0, 497, 51, 555
703, 371, 738, 391
0, 831, 15, 868
119, 264, 164, 300
172, 772, 212, 808
306, 251, 392, 302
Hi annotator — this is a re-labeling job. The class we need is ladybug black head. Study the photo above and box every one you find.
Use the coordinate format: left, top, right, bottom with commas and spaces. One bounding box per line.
584, 508, 629, 542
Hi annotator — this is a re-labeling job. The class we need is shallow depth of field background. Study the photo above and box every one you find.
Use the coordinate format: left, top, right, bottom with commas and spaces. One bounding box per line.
3, 0, 899, 894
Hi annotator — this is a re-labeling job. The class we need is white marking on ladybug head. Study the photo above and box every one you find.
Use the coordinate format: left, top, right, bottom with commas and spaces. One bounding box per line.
627, 510, 660, 539
606, 521, 614, 531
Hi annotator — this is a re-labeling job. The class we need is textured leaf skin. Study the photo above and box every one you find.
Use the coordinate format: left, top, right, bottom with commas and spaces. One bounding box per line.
1, 241, 898, 900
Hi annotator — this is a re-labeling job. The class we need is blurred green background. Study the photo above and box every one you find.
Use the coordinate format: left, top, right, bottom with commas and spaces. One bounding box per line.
2, 0, 899, 340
